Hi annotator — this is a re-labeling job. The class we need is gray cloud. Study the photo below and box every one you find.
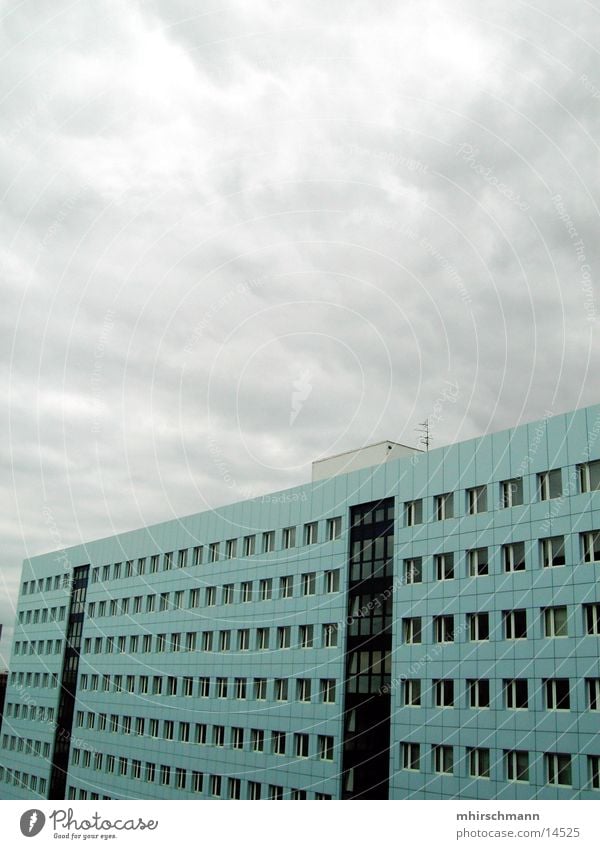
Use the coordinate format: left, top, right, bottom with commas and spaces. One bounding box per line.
1, 0, 599, 661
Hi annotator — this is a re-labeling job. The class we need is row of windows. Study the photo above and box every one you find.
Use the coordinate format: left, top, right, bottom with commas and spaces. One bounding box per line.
8, 671, 58, 689
0, 736, 52, 758
403, 461, 600, 527
402, 604, 600, 644
13, 639, 62, 656
398, 677, 600, 711
17, 606, 67, 626
21, 573, 70, 596
2, 703, 55, 724
80, 622, 340, 657
402, 532, 600, 583
84, 518, 344, 587
0, 769, 47, 796
85, 569, 341, 621
400, 744, 600, 789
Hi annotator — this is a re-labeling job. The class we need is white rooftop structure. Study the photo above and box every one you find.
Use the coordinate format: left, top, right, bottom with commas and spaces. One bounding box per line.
311, 440, 422, 482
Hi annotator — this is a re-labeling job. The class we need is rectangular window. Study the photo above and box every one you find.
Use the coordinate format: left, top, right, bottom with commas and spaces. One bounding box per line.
468, 679, 490, 708
584, 603, 600, 635
192, 771, 203, 793
219, 630, 231, 652
199, 677, 210, 698
468, 612, 490, 642
541, 536, 566, 568
404, 557, 422, 584
241, 581, 252, 602
205, 586, 216, 606
434, 679, 454, 707
243, 535, 256, 556
405, 499, 422, 527
403, 617, 422, 644
544, 605, 568, 637
209, 542, 219, 563
467, 547, 489, 577
587, 678, 600, 710
282, 526, 296, 549
248, 781, 261, 800
538, 469, 562, 501
262, 531, 275, 553
254, 678, 267, 700
277, 626, 290, 649
275, 678, 288, 701
545, 678, 570, 710
259, 578, 272, 601
504, 609, 527, 639
302, 573, 316, 597
280, 575, 293, 598
179, 722, 190, 743
150, 555, 159, 573
163, 552, 173, 571
578, 460, 600, 493
299, 624, 314, 648
201, 631, 213, 652
435, 552, 454, 581
251, 729, 265, 752
297, 678, 312, 702
500, 477, 523, 508
177, 549, 188, 568
222, 584, 234, 604
469, 748, 490, 778
505, 679, 528, 709
324, 569, 340, 593
402, 742, 420, 771
323, 623, 338, 648
434, 615, 454, 643
467, 485, 487, 515
195, 724, 207, 744
321, 679, 335, 703
588, 755, 600, 790
581, 530, 600, 563
225, 538, 237, 559
213, 726, 225, 747
216, 677, 228, 699
210, 775, 221, 797
326, 516, 342, 540
295, 733, 309, 758
545, 753, 572, 787
238, 629, 249, 651
234, 677, 247, 700
304, 522, 318, 545
503, 541, 526, 572
257, 628, 269, 650
192, 545, 202, 566
403, 679, 421, 706
272, 731, 286, 755
434, 492, 453, 521
232, 727, 244, 750
318, 735, 334, 761
433, 744, 453, 774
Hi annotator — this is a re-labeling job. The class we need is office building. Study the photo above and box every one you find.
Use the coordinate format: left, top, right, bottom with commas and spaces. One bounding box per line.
1, 403, 600, 800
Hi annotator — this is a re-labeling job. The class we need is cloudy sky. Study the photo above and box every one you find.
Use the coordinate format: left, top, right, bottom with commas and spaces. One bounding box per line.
1, 0, 599, 661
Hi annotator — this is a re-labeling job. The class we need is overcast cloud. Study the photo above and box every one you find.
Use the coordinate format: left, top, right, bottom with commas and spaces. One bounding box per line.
1, 0, 599, 661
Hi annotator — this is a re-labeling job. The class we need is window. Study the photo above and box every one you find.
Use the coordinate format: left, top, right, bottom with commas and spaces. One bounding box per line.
468, 612, 490, 641
241, 581, 252, 603
208, 542, 219, 562
405, 499, 422, 527
259, 578, 272, 601
150, 555, 159, 573
578, 460, 600, 493
434, 615, 454, 643
277, 626, 290, 649
222, 584, 234, 604
210, 775, 221, 797
503, 541, 526, 572
251, 729, 265, 752
538, 469, 562, 501
504, 609, 527, 639
262, 531, 275, 553
321, 679, 335, 703
275, 678, 288, 701
401, 742, 420, 771
589, 756, 600, 790
582, 530, 600, 563
468, 748, 490, 779
213, 726, 225, 747
228, 778, 241, 800
254, 678, 267, 700
248, 781, 261, 799
403, 679, 421, 706
467, 547, 488, 577
146, 595, 155, 614
201, 631, 213, 652
544, 605, 568, 637
225, 538, 237, 559
545, 678, 570, 710
468, 679, 490, 708
501, 477, 523, 508
216, 677, 228, 699
546, 753, 572, 787
272, 731, 286, 755
185, 632, 196, 652
434, 492, 453, 521
299, 624, 313, 648
435, 552, 454, 581
179, 722, 190, 743
324, 569, 340, 593
541, 536, 565, 568
304, 522, 318, 545
192, 771, 203, 793
269, 785, 283, 800
234, 677, 247, 699
403, 617, 422, 644
243, 535, 256, 556
433, 744, 453, 774
282, 526, 296, 549
505, 679, 528, 709
326, 516, 342, 540
177, 549, 188, 568
587, 678, 600, 710
434, 679, 454, 707
219, 630, 231, 652
301, 572, 315, 596
238, 629, 249, 651
295, 733, 309, 758
297, 679, 311, 702
199, 677, 210, 698
163, 552, 173, 571
318, 735, 334, 761
205, 586, 216, 606
404, 557, 422, 584
467, 485, 487, 515
192, 545, 202, 566
323, 623, 338, 648
280, 575, 293, 598
195, 724, 207, 744
584, 603, 600, 635
257, 628, 269, 650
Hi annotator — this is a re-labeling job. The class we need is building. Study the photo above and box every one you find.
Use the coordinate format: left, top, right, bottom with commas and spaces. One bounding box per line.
1, 402, 600, 801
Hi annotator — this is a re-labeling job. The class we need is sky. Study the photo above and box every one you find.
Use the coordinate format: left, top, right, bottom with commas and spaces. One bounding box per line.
1, 0, 599, 663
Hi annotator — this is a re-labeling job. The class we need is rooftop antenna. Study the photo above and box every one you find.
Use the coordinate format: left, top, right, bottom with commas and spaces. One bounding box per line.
416, 418, 431, 451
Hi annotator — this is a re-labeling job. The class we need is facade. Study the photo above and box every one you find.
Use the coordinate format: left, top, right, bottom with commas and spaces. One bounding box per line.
1, 402, 600, 801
